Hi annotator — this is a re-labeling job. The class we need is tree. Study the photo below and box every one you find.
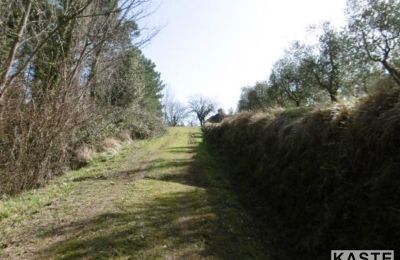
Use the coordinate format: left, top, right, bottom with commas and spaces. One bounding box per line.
94, 47, 143, 107
264, 41, 324, 107
95, 47, 164, 114
347, 0, 400, 85
188, 95, 216, 126
163, 88, 188, 126
270, 58, 309, 106
307, 23, 348, 102
167, 101, 187, 126
0, 0, 162, 194
140, 56, 165, 115
340, 33, 383, 96
238, 83, 271, 111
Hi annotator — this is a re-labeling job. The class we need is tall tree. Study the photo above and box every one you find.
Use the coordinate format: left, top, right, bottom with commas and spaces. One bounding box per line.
139, 55, 165, 115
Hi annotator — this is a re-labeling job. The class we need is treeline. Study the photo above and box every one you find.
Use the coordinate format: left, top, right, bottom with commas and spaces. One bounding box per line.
0, 0, 165, 195
163, 91, 218, 127
239, 0, 400, 111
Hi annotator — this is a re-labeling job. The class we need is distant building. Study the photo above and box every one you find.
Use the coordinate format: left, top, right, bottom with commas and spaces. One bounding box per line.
207, 108, 228, 123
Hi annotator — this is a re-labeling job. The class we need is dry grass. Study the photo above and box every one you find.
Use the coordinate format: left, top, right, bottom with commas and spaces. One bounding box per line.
71, 135, 135, 169
97, 137, 122, 154
76, 145, 95, 162
71, 145, 96, 169
117, 131, 133, 142
204, 80, 400, 259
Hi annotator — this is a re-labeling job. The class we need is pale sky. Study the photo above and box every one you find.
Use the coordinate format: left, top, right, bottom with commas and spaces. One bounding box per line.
140, 0, 347, 111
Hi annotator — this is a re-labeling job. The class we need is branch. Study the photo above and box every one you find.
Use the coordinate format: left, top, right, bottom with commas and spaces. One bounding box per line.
0, 0, 32, 99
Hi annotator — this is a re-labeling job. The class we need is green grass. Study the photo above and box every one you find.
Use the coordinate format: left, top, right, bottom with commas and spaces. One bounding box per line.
0, 127, 268, 259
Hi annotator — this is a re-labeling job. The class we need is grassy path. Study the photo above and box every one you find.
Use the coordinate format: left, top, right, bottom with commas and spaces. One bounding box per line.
0, 128, 268, 259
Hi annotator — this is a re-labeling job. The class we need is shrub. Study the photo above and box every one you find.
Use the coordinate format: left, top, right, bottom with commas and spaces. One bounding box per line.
0, 98, 166, 195
120, 109, 166, 139
0, 89, 85, 195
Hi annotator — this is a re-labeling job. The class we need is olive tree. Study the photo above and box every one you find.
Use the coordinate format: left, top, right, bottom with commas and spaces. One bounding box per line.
347, 0, 400, 85
306, 23, 349, 102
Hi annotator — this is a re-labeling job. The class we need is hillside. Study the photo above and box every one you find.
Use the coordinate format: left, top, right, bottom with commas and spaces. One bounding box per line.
204, 86, 400, 259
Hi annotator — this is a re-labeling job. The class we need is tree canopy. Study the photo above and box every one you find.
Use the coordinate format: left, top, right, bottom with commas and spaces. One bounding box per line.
238, 0, 400, 112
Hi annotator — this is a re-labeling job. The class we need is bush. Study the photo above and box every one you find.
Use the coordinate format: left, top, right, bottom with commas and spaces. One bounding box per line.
0, 90, 83, 195
204, 80, 400, 259
121, 109, 166, 139
0, 98, 166, 196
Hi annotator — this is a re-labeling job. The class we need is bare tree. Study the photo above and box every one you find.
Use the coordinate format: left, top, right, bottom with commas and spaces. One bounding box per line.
163, 88, 188, 126
166, 101, 187, 126
188, 95, 216, 126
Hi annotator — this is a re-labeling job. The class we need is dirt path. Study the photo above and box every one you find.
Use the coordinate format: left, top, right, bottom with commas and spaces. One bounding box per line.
0, 128, 268, 259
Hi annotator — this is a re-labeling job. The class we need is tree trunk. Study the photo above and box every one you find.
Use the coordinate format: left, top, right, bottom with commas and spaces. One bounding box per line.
0, 1, 32, 100
329, 92, 338, 103
382, 60, 400, 86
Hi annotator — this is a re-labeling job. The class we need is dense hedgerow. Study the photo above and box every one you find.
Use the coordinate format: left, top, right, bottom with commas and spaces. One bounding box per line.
204, 80, 400, 259
0, 1, 165, 196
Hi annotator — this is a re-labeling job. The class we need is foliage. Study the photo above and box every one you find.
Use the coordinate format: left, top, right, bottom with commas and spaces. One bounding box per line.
271, 41, 322, 106
238, 81, 288, 111
238, 0, 400, 111
347, 0, 400, 85
308, 23, 348, 102
0, 0, 165, 195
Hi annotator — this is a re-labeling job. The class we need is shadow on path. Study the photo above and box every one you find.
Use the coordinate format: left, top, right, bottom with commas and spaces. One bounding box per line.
40, 189, 222, 259
38, 130, 268, 259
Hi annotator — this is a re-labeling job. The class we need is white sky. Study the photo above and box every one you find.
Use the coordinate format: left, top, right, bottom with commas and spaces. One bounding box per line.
140, 0, 347, 111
